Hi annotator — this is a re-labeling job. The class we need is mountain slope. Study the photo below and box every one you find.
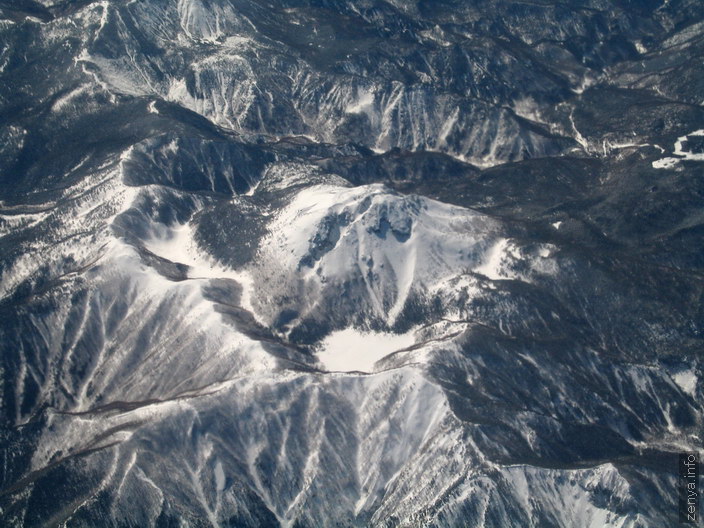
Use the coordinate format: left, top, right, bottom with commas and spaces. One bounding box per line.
0, 0, 702, 526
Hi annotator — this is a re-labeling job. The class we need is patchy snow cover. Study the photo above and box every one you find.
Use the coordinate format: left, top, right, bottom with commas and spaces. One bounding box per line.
144, 221, 230, 279
258, 182, 504, 324
346, 88, 375, 116
652, 129, 704, 168
315, 327, 416, 372
673, 129, 704, 160
142, 218, 261, 322
502, 463, 635, 528
474, 238, 511, 280
474, 237, 524, 280
254, 179, 560, 329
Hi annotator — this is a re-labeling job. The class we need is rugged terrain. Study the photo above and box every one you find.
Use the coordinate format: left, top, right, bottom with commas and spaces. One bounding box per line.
0, 0, 703, 526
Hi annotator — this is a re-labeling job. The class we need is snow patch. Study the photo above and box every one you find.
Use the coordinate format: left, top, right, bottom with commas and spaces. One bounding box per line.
673, 129, 704, 160
215, 460, 226, 491
346, 88, 375, 117
474, 238, 512, 280
653, 129, 704, 168
672, 368, 698, 397
316, 328, 416, 373
652, 157, 680, 169
512, 97, 543, 124
571, 75, 596, 95
51, 84, 92, 112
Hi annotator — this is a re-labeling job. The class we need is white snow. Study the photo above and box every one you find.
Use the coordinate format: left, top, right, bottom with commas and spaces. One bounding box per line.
652, 157, 680, 169
570, 75, 596, 95
672, 368, 698, 397
474, 238, 510, 280
673, 129, 704, 160
316, 328, 416, 372
254, 179, 556, 327
602, 141, 663, 154
512, 97, 544, 124
142, 220, 262, 323
260, 182, 503, 323
552, 221, 563, 230
214, 461, 226, 491
661, 20, 704, 49
346, 88, 375, 116
501, 464, 632, 528
652, 129, 704, 168
438, 107, 460, 147
568, 109, 590, 150
51, 84, 92, 112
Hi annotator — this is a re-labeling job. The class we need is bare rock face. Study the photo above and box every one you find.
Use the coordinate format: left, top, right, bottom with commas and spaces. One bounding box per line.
0, 1, 702, 526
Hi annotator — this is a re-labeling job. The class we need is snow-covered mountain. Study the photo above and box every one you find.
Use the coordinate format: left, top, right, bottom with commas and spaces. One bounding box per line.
1, 0, 702, 526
